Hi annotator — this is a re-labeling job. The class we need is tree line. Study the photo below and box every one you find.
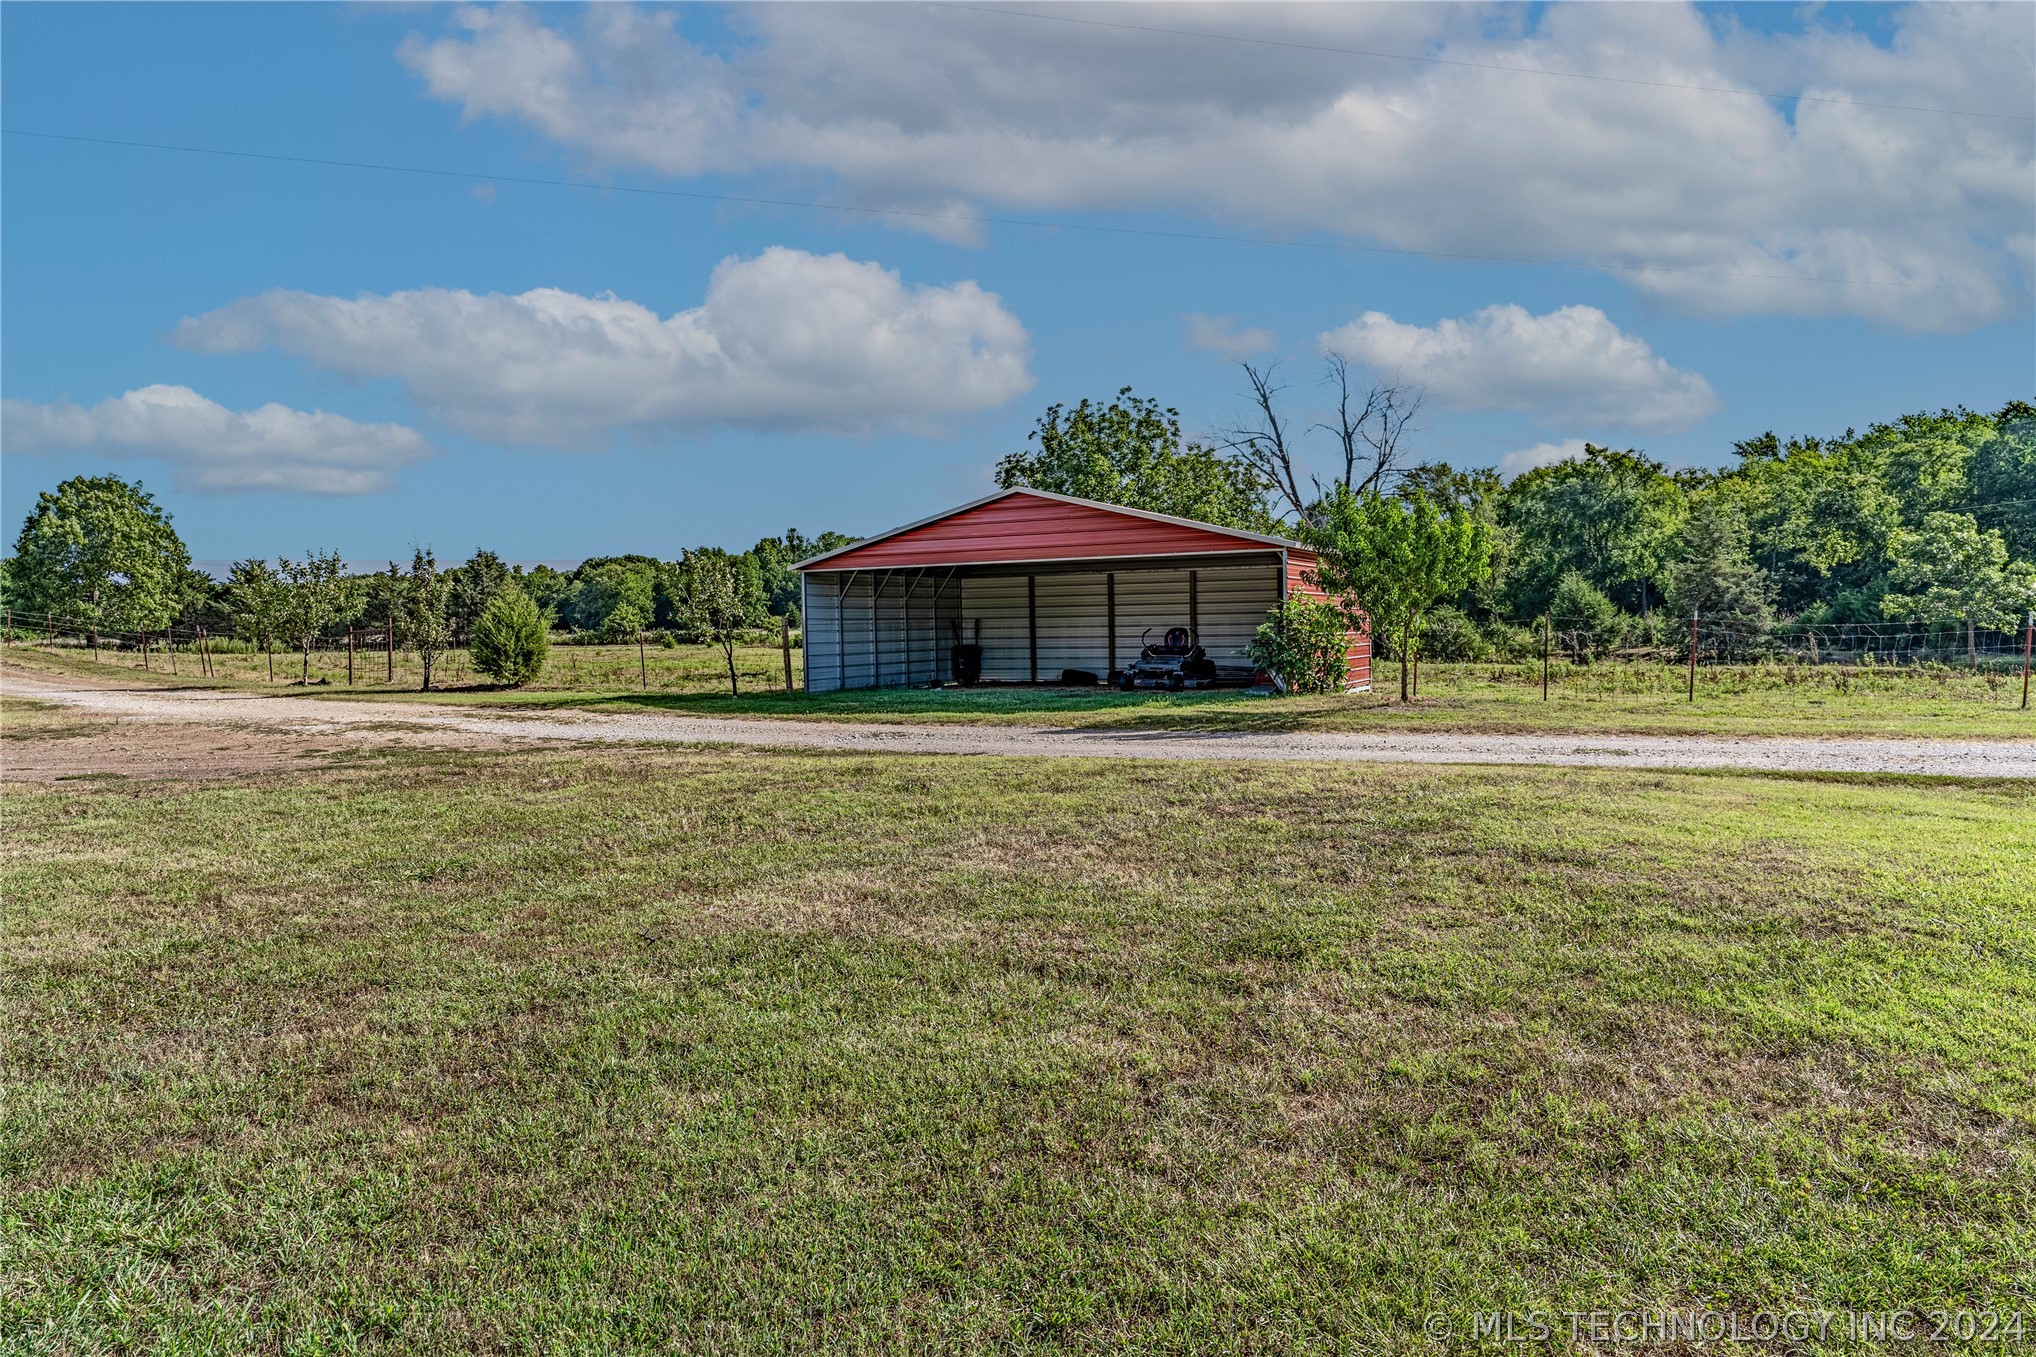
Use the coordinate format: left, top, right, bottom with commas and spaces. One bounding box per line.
1, 476, 853, 694
998, 376, 2036, 692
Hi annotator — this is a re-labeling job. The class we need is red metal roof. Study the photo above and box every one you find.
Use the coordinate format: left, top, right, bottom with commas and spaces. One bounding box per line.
796, 489, 1305, 572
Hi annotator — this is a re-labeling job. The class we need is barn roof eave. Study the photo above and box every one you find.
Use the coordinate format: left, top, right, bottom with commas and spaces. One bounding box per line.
792, 487, 1309, 571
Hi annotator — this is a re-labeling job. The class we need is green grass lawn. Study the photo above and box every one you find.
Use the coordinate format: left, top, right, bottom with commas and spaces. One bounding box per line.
4, 731, 2033, 1352
9, 637, 2035, 740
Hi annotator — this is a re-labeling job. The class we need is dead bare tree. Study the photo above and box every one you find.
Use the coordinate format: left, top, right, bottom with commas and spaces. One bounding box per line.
1223, 361, 1309, 524
1322, 353, 1424, 497
1223, 357, 1427, 524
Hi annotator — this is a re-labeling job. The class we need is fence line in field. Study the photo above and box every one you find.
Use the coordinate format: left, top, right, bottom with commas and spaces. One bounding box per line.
5, 604, 2031, 710
0, 608, 806, 693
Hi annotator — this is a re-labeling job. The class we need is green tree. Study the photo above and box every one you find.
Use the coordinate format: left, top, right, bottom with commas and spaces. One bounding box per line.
1401, 461, 1511, 622
565, 559, 658, 637
1499, 447, 1685, 618
997, 388, 1274, 532
470, 585, 550, 686
749, 530, 857, 621
1417, 605, 1490, 662
1244, 597, 1349, 695
1548, 571, 1624, 662
448, 549, 512, 644
1881, 512, 2036, 663
277, 550, 366, 683
1306, 487, 1492, 702
173, 566, 232, 638
674, 550, 764, 696
10, 475, 192, 646
225, 559, 291, 683
1968, 401, 2036, 561
521, 564, 573, 620
399, 549, 454, 691
1666, 497, 1775, 659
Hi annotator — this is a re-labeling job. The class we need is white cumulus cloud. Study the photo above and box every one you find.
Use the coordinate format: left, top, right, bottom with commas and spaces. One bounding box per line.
0, 385, 433, 495
1183, 313, 1277, 358
396, 2, 2035, 330
1497, 438, 1591, 479
174, 247, 1033, 448
1319, 304, 1719, 433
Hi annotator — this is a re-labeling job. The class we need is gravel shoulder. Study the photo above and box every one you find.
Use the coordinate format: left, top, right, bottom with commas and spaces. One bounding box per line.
8, 666, 2035, 778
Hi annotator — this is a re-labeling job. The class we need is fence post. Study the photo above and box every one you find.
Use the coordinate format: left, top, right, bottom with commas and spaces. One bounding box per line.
782, 615, 793, 693
1687, 609, 1699, 703
1540, 614, 1549, 701
141, 630, 150, 671
2022, 611, 2032, 711
348, 628, 356, 686
639, 629, 648, 689
386, 623, 394, 683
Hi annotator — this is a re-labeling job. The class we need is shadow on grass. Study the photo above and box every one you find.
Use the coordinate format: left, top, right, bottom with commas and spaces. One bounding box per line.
556, 684, 1342, 732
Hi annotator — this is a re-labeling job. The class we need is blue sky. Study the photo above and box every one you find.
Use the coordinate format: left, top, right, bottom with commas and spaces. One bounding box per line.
4, 2, 2031, 565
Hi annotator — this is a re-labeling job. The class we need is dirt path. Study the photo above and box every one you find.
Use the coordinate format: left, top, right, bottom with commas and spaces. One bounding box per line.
8, 667, 2034, 779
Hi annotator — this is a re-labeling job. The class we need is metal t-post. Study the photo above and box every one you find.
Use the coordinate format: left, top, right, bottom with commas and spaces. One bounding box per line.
1687, 609, 1699, 703
1540, 615, 1549, 702
2022, 610, 2032, 711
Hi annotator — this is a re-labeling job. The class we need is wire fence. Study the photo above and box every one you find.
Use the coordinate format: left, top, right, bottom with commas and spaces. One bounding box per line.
5, 603, 2031, 708
1491, 607, 2036, 707
1527, 612, 2036, 667
0, 607, 804, 694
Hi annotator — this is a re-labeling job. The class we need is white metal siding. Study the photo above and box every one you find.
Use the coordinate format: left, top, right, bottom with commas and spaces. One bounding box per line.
1193, 563, 1280, 666
1034, 572, 1107, 678
1113, 569, 1191, 662
961, 574, 1031, 681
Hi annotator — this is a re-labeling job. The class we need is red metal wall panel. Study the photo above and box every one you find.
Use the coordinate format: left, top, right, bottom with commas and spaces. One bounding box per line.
807, 492, 1282, 570
1287, 550, 1371, 690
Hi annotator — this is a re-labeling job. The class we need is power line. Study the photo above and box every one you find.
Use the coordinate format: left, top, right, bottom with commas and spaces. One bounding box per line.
942, 4, 2036, 123
3, 127, 1955, 292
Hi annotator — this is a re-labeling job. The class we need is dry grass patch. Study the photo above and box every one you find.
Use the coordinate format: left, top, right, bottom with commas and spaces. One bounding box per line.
3, 744, 2032, 1352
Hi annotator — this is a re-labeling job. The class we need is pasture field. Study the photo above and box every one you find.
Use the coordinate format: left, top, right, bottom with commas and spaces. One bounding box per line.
6, 636, 2034, 740
4, 704, 2033, 1352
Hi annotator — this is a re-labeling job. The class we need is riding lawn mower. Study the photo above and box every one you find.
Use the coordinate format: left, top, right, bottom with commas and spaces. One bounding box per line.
1115, 627, 1219, 691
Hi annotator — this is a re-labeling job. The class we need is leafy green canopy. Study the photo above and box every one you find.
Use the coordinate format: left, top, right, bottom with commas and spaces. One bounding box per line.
9, 475, 192, 637
470, 586, 550, 686
1666, 497, 1775, 658
224, 559, 290, 681
399, 549, 454, 691
447, 549, 512, 643
996, 388, 1276, 533
1548, 571, 1625, 662
1307, 488, 1492, 702
278, 550, 366, 683
673, 549, 768, 695
1726, 403, 2031, 622
1498, 446, 1685, 618
1882, 511, 2036, 660
1412, 400, 2031, 640
1244, 597, 1349, 695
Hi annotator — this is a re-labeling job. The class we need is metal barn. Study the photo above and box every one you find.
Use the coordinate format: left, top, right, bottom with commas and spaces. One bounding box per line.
795, 489, 1369, 693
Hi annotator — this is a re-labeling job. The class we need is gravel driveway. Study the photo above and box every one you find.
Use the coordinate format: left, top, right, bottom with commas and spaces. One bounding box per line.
8, 668, 2034, 778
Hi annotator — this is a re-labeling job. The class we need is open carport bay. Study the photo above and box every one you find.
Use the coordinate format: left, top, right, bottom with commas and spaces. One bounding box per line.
801, 552, 1286, 691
